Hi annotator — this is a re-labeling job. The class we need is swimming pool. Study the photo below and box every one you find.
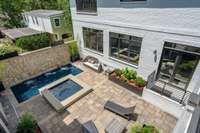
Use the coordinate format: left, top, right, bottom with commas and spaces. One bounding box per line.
49, 79, 83, 101
11, 64, 82, 103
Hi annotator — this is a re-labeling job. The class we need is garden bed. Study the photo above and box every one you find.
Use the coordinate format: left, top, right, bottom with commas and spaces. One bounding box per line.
108, 68, 146, 96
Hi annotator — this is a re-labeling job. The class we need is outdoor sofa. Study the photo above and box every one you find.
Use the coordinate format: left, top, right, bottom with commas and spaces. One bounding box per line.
83, 56, 102, 72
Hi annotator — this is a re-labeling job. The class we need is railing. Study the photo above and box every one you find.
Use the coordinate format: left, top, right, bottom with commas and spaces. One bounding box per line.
148, 80, 192, 105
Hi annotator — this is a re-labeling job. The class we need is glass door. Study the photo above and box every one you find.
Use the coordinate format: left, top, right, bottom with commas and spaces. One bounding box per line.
154, 42, 200, 103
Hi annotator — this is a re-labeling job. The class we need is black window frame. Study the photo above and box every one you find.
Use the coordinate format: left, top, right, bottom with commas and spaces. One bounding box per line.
109, 32, 143, 66
83, 27, 103, 53
54, 18, 60, 27
76, 0, 97, 13
120, 0, 147, 2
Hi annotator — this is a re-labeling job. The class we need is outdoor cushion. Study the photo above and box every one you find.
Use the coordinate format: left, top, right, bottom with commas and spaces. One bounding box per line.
104, 101, 135, 120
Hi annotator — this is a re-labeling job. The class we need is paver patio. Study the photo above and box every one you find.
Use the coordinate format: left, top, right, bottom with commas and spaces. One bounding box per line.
14, 62, 177, 133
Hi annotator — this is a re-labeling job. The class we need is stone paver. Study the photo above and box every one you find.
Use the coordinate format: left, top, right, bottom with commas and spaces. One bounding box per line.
0, 91, 18, 133
3, 61, 177, 133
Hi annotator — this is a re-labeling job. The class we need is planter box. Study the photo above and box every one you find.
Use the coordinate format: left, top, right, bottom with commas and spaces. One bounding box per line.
108, 72, 144, 96
0, 51, 18, 60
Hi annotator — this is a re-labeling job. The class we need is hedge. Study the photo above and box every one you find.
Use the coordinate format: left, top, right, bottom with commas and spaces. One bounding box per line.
0, 44, 22, 56
16, 33, 50, 51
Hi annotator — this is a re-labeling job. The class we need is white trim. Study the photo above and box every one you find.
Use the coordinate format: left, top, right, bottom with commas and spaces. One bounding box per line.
73, 18, 200, 37
109, 56, 139, 69
83, 48, 104, 56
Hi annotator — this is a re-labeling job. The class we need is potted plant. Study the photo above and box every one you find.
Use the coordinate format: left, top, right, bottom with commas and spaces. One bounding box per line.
109, 67, 146, 95
16, 113, 42, 133
131, 123, 160, 133
68, 41, 80, 62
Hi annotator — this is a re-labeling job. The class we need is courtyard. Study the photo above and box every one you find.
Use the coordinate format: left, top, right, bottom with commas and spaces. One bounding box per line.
13, 61, 177, 133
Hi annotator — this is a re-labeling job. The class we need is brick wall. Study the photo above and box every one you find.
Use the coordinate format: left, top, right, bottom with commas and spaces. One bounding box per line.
1, 44, 70, 88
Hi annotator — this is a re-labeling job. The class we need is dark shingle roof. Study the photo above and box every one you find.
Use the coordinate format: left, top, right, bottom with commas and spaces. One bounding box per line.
22, 10, 64, 17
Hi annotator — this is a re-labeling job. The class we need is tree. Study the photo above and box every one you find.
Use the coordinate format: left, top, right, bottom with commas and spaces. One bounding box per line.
0, 0, 25, 28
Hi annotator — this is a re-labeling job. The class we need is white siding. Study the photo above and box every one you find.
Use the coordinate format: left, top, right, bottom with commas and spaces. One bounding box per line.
70, 0, 200, 117
24, 15, 53, 33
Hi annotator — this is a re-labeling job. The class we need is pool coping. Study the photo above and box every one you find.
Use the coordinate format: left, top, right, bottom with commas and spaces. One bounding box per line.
39, 75, 93, 111
9, 64, 83, 105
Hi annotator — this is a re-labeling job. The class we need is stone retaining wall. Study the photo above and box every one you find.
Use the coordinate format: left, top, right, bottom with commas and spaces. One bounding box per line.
1, 44, 70, 88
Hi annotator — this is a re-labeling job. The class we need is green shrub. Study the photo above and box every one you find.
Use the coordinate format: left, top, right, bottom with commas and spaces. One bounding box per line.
122, 68, 137, 80
114, 68, 122, 77
131, 124, 160, 133
142, 125, 160, 133
131, 124, 142, 133
0, 44, 22, 55
68, 41, 79, 57
16, 33, 50, 51
16, 113, 37, 133
179, 60, 197, 71
135, 76, 146, 87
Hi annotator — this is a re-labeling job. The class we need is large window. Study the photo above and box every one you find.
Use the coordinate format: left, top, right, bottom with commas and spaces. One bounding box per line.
157, 42, 200, 90
110, 32, 142, 65
83, 27, 103, 53
76, 0, 97, 13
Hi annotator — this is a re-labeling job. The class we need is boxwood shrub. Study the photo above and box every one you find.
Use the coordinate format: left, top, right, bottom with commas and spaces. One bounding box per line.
16, 33, 50, 51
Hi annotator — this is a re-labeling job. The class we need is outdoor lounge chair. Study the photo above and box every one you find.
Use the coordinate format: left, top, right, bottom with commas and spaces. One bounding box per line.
105, 118, 126, 133
82, 120, 99, 133
104, 101, 135, 120
42, 91, 64, 112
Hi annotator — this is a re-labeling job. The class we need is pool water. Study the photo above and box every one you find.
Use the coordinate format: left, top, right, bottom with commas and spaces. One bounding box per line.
11, 64, 82, 103
49, 79, 82, 101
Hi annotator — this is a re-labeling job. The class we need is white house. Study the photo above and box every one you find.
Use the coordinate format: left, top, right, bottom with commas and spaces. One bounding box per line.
69, 0, 200, 132
22, 10, 69, 41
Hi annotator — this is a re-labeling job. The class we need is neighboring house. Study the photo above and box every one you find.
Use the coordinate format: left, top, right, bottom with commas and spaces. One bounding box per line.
22, 10, 69, 41
69, 0, 200, 132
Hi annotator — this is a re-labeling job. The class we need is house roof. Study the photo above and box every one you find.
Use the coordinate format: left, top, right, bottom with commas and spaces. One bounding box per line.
22, 10, 64, 18
1, 28, 43, 40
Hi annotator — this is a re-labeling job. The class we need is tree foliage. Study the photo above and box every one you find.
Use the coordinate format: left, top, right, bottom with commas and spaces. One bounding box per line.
16, 33, 50, 51
0, 0, 72, 33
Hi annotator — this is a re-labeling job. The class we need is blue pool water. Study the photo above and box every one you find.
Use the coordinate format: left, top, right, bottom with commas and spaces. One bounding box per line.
11, 64, 82, 103
49, 79, 82, 101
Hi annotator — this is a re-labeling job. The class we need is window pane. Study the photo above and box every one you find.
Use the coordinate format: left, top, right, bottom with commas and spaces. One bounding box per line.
110, 36, 119, 58
83, 27, 103, 53
109, 32, 142, 65
54, 19, 60, 26
118, 39, 129, 62
76, 0, 97, 13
